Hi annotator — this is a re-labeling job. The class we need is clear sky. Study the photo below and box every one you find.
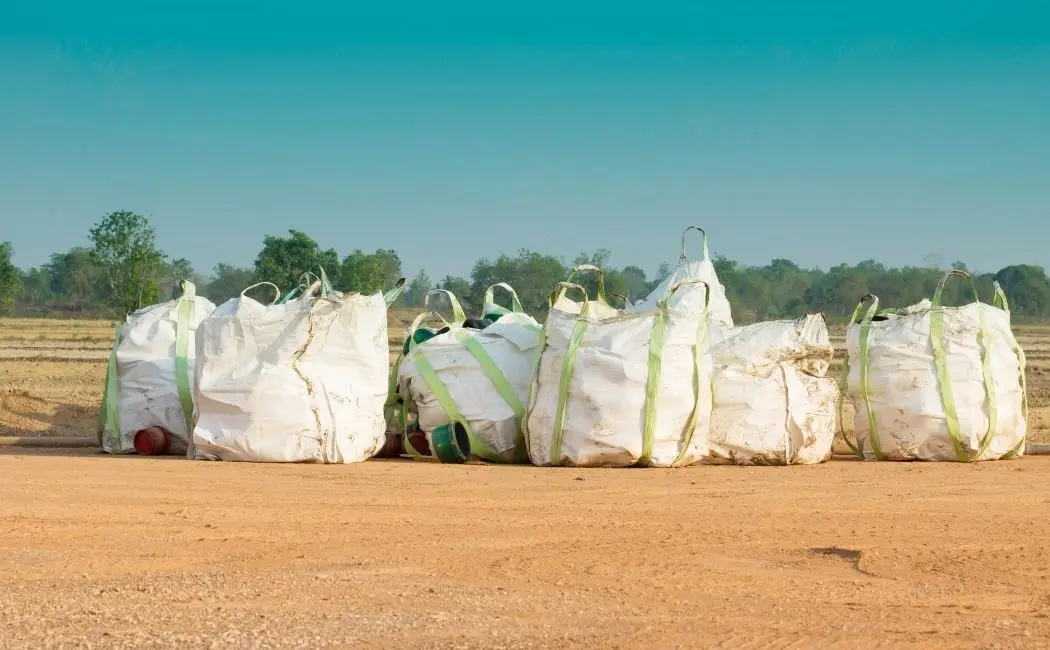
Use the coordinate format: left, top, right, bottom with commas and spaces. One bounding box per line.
2, 1, 1048, 281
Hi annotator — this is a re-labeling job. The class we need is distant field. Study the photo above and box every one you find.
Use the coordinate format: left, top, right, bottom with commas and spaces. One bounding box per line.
1, 314, 1047, 443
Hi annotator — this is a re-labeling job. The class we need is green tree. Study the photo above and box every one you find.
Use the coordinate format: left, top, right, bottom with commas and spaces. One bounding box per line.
88, 211, 166, 316
994, 265, 1050, 317
437, 275, 477, 315
470, 250, 568, 315
619, 265, 651, 304
18, 267, 55, 308
46, 247, 101, 312
339, 248, 402, 295
202, 263, 257, 304
253, 230, 339, 293
160, 258, 205, 299
0, 242, 23, 315
403, 270, 433, 307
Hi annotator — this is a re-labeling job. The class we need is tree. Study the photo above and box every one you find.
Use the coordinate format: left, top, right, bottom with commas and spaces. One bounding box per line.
994, 265, 1050, 317
46, 247, 100, 312
202, 263, 257, 304
404, 270, 433, 307
437, 275, 476, 315
88, 211, 166, 316
470, 250, 568, 315
619, 265, 651, 304
18, 267, 55, 307
339, 249, 402, 295
253, 230, 339, 293
0, 242, 23, 315
161, 258, 205, 299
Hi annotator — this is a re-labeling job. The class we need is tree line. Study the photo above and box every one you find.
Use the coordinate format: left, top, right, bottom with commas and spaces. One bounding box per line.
2, 211, 1050, 322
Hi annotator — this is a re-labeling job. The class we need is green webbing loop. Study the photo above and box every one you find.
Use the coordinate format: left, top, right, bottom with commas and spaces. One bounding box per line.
384, 278, 407, 305
679, 226, 710, 263
174, 282, 197, 439
424, 290, 466, 324
674, 309, 710, 465
483, 283, 525, 315
837, 296, 879, 459
641, 313, 668, 465
411, 349, 498, 461
99, 323, 124, 451
1005, 345, 1029, 458
565, 264, 609, 306
455, 329, 528, 462
931, 270, 990, 462
854, 295, 885, 460
639, 279, 710, 466
546, 282, 592, 466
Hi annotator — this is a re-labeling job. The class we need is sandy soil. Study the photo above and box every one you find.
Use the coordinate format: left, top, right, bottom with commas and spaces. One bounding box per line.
2, 450, 1050, 649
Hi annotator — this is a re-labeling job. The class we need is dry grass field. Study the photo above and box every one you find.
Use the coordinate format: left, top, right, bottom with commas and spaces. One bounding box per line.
1, 315, 1047, 443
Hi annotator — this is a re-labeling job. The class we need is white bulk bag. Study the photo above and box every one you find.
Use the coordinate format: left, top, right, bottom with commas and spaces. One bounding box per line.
843, 271, 1027, 462
190, 277, 404, 463
525, 265, 714, 467
99, 281, 216, 454
630, 226, 734, 327
397, 285, 541, 463
706, 314, 839, 465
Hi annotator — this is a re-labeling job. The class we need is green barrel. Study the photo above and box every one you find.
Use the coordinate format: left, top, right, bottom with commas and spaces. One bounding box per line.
402, 327, 437, 355
430, 422, 471, 463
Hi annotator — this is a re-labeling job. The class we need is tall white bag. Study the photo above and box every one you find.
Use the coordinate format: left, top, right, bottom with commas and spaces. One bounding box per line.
706, 314, 840, 465
843, 270, 1027, 462
99, 281, 216, 454
397, 286, 541, 463
191, 276, 405, 463
630, 226, 734, 327
525, 265, 714, 467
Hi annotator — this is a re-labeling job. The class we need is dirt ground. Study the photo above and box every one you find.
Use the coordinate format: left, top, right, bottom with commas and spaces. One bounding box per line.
1, 316, 1048, 442
1, 449, 1049, 649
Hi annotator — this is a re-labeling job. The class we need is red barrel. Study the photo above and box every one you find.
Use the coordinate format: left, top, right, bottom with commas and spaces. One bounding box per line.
133, 427, 170, 455
374, 432, 403, 458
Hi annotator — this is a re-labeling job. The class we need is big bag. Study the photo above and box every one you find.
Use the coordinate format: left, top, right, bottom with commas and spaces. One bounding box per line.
706, 314, 839, 465
629, 226, 734, 327
397, 285, 541, 463
99, 281, 216, 454
525, 265, 713, 467
190, 275, 405, 463
842, 270, 1027, 462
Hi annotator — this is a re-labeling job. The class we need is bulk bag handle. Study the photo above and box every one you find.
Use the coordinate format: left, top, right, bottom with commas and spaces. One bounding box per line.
483, 282, 525, 315
384, 278, 407, 306
933, 269, 1010, 312
680, 226, 711, 263
424, 289, 466, 324
565, 264, 609, 306
240, 282, 282, 305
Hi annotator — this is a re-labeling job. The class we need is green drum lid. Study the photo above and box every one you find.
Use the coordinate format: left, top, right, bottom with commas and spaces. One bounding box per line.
430, 421, 471, 464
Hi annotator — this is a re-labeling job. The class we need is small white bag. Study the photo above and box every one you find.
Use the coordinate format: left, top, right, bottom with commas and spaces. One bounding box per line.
99, 281, 215, 454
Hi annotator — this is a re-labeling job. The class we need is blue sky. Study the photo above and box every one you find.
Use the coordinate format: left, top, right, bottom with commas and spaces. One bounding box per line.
2, 1, 1048, 281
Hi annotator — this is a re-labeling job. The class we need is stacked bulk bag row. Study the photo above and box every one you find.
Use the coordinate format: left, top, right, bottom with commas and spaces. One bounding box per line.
99, 281, 216, 455
525, 265, 715, 467
842, 270, 1027, 462
189, 270, 406, 463
395, 285, 542, 463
